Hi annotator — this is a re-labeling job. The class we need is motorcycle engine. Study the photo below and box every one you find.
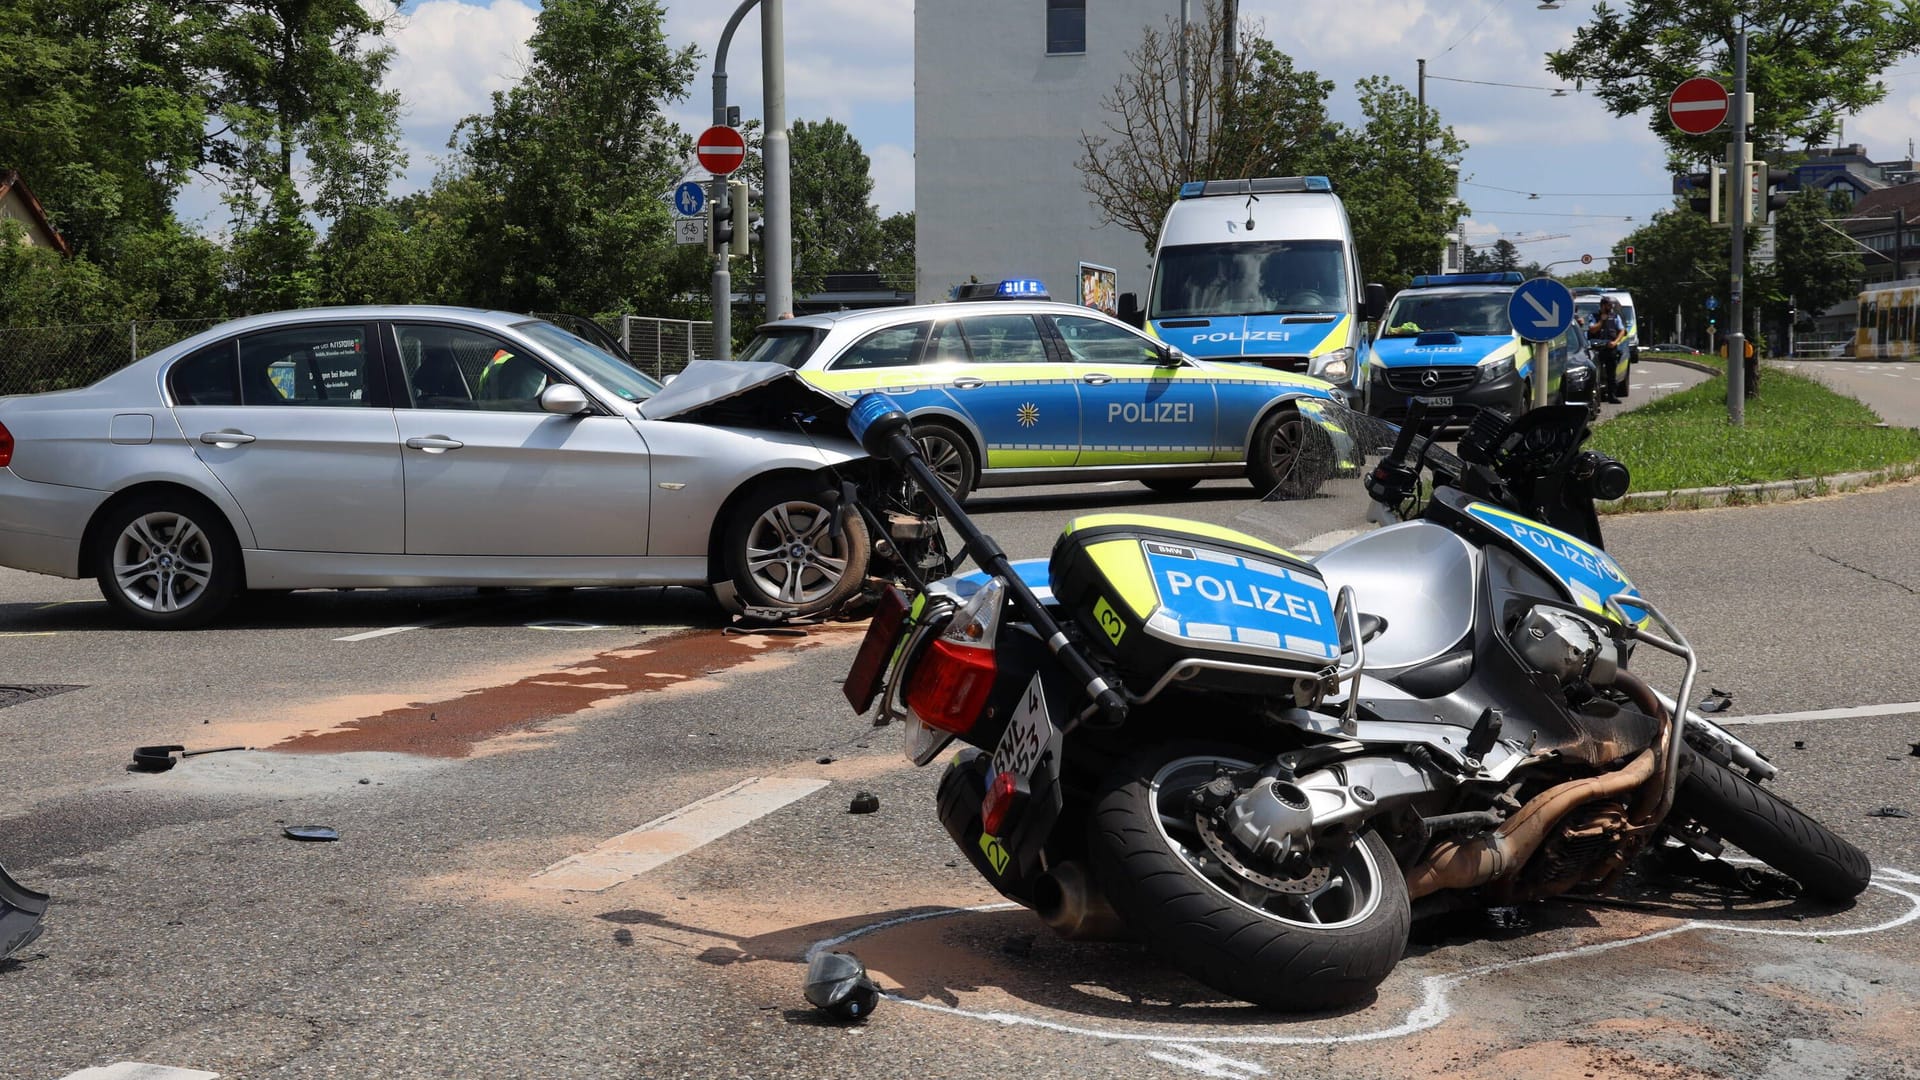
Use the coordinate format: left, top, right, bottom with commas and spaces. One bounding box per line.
1510, 606, 1618, 687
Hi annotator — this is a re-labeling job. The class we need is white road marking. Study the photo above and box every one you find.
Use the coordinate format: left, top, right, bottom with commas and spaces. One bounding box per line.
1714, 700, 1920, 725
60, 1065, 219, 1080
526, 620, 607, 632
1147, 1044, 1269, 1077
814, 870, 1920, 1050
530, 776, 830, 892
333, 623, 434, 641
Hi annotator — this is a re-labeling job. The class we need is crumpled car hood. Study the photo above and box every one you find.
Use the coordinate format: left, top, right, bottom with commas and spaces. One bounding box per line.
637, 360, 851, 422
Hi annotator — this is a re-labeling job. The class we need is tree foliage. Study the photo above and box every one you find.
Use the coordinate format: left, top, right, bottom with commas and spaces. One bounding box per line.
1546, 0, 1920, 164
788, 119, 882, 298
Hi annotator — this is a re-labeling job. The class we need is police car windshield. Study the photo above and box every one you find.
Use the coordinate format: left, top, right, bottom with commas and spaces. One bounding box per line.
1150, 240, 1350, 319
1381, 292, 1512, 337
738, 326, 825, 369
515, 320, 663, 402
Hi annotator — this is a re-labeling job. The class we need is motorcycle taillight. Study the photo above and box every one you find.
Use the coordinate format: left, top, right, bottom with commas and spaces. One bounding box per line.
0, 420, 12, 468
904, 577, 1004, 737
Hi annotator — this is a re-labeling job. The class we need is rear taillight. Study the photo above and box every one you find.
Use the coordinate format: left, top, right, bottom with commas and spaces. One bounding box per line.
903, 578, 1004, 737
0, 420, 12, 468
980, 769, 1030, 836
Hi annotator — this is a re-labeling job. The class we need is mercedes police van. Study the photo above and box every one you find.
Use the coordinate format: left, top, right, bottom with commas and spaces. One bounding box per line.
1361, 272, 1589, 422
1120, 176, 1385, 387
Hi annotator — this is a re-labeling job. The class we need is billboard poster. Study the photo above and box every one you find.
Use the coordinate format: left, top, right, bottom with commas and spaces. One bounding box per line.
1078, 262, 1118, 316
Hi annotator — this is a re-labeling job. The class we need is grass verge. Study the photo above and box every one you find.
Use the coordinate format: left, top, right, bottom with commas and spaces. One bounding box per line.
1588, 367, 1920, 500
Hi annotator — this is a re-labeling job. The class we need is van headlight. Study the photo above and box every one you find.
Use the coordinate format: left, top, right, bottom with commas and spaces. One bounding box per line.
1312, 346, 1355, 383
1480, 356, 1515, 383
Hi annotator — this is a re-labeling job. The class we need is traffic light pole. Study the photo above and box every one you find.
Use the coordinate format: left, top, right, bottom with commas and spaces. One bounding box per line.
1726, 28, 1748, 423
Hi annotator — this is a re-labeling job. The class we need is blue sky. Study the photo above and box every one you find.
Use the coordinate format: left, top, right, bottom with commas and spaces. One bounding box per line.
184, 1, 1920, 274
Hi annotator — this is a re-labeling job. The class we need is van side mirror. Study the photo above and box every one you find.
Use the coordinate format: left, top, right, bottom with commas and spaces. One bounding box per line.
1362, 282, 1387, 322
1118, 292, 1144, 329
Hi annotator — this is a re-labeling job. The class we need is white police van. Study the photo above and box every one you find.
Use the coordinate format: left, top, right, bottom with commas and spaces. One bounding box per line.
1119, 177, 1384, 387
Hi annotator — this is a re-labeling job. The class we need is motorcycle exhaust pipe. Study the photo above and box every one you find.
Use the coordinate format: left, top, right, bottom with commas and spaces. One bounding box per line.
1403, 747, 1657, 900
1033, 861, 1129, 941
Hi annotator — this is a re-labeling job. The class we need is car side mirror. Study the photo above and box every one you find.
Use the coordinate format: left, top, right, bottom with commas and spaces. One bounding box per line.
1362, 282, 1387, 322
1118, 292, 1144, 329
540, 384, 594, 415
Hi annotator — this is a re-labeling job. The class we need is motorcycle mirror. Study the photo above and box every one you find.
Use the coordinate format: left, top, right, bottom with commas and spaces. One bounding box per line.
846, 393, 912, 460
803, 950, 881, 1022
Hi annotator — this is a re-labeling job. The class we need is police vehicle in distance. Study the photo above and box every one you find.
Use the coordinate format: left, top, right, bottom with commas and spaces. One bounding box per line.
1120, 176, 1385, 386
1361, 272, 1591, 423
737, 279, 1348, 502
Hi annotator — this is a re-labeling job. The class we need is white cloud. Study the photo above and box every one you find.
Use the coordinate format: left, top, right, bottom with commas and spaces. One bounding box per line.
868, 143, 912, 217
387, 0, 539, 131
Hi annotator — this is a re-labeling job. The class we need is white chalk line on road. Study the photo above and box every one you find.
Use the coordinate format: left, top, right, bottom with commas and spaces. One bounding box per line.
811, 869, 1920, 1057
530, 775, 830, 892
1716, 700, 1920, 725
59, 1064, 219, 1079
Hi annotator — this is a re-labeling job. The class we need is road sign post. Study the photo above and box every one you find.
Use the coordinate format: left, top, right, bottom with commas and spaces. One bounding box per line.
1668, 77, 1730, 135
673, 181, 707, 218
1508, 277, 1575, 411
697, 125, 747, 176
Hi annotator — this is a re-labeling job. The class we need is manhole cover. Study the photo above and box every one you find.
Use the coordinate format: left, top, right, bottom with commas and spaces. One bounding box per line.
0, 685, 84, 710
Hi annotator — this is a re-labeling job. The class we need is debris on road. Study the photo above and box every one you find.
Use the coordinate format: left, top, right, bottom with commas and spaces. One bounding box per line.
803, 950, 880, 1022
1696, 688, 1733, 713
1867, 807, 1911, 819
0, 862, 49, 962
1910, 741, 1920, 758
848, 792, 880, 814
283, 826, 341, 841
816, 756, 835, 765
128, 744, 248, 773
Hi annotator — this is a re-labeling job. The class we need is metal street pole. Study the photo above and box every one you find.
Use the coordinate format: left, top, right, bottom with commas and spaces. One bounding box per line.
1726, 28, 1748, 423
710, 0, 761, 361
762, 0, 791, 322
1178, 0, 1191, 170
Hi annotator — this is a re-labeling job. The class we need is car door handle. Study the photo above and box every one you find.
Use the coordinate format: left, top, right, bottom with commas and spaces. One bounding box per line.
198, 431, 256, 446
1082, 373, 1114, 386
405, 436, 466, 452
951, 376, 984, 390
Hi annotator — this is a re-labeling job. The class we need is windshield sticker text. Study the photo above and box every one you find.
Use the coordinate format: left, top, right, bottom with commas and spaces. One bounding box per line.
1188, 330, 1293, 343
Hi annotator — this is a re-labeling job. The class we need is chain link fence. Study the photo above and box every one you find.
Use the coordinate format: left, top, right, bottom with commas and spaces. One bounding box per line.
1, 313, 716, 398
0, 318, 225, 397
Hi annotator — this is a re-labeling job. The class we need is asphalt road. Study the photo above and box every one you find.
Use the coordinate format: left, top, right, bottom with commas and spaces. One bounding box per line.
2, 365, 1915, 1080
1775, 359, 1920, 428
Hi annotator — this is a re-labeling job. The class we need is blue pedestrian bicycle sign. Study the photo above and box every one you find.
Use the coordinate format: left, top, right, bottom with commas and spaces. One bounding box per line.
673, 182, 706, 218
1507, 277, 1575, 342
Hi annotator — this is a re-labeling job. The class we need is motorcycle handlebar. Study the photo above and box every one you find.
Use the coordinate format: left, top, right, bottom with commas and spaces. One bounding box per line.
1388, 399, 1428, 466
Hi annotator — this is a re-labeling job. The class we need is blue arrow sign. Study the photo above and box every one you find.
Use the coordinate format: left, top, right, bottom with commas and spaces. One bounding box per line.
673, 182, 707, 218
1706, 296, 1720, 311
1507, 277, 1575, 342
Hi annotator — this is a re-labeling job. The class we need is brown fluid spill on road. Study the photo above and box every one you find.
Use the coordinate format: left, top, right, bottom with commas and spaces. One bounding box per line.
267, 627, 857, 759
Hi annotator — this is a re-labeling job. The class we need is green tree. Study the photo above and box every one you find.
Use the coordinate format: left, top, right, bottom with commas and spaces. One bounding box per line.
788, 118, 882, 299
1754, 186, 1865, 349
1609, 205, 1728, 346
876, 211, 915, 291
1316, 75, 1468, 290
445, 0, 703, 315
1546, 1, 1920, 164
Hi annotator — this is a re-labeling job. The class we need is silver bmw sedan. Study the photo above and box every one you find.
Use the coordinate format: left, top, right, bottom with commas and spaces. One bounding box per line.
0, 307, 870, 628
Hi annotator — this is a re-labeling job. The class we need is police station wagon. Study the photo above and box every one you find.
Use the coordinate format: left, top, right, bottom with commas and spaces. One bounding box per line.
735, 283, 1346, 502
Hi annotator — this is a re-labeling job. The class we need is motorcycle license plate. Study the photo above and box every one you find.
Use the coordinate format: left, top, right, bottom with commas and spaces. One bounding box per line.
842, 586, 911, 714
987, 672, 1062, 789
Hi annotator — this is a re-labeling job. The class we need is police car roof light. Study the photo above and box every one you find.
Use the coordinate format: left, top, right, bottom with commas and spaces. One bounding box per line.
1410, 271, 1526, 288
1177, 176, 1332, 200
951, 278, 1051, 302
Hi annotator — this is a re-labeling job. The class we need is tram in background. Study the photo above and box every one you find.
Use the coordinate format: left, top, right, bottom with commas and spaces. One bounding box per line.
1856, 280, 1920, 359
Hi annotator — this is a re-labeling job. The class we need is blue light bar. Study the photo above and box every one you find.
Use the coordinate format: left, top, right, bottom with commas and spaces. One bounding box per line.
997, 278, 1049, 298
1410, 272, 1526, 287
1179, 181, 1207, 199
1303, 176, 1332, 192
1177, 176, 1335, 199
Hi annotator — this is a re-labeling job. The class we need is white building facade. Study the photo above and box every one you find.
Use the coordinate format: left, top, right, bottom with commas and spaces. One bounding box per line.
914, 0, 1167, 305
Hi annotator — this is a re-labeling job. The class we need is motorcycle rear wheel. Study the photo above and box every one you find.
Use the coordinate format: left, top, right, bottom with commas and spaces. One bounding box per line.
1089, 745, 1409, 1010
1673, 745, 1872, 902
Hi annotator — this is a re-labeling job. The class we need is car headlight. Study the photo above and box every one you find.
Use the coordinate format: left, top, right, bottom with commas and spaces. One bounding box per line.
1311, 347, 1354, 383
1480, 356, 1515, 383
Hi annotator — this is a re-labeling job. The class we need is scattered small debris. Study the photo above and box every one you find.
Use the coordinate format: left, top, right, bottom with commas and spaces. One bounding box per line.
816, 756, 835, 765
1793, 740, 1806, 750
1696, 688, 1733, 714
1910, 741, 1920, 758
1867, 807, 1911, 819
284, 826, 340, 841
803, 951, 880, 1022
128, 744, 248, 773
848, 792, 880, 814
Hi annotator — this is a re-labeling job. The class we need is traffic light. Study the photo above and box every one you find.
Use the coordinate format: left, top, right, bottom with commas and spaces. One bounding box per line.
707, 179, 749, 256
1624, 245, 1636, 266
1762, 164, 1795, 218
1683, 163, 1724, 222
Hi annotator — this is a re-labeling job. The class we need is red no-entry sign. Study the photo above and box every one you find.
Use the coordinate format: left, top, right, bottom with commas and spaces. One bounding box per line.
1668, 77, 1730, 135
696, 125, 746, 175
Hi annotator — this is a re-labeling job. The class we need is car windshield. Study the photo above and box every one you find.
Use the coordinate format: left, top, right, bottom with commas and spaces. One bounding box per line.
1381, 292, 1512, 336
514, 320, 663, 403
738, 326, 827, 368
1149, 240, 1350, 318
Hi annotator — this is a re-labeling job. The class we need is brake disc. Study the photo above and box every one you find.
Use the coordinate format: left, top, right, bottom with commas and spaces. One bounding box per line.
1194, 814, 1330, 895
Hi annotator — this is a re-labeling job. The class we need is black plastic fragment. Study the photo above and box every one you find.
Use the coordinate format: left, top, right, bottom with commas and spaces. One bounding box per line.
1695, 688, 1732, 713
803, 950, 880, 1022
0, 863, 49, 961
1867, 807, 1911, 819
284, 826, 340, 841
848, 792, 880, 814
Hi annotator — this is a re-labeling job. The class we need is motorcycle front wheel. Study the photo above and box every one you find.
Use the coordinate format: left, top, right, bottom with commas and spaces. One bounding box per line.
1089, 745, 1409, 1010
1672, 745, 1872, 903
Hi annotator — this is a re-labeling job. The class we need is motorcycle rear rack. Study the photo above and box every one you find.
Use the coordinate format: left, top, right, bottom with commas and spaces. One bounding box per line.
1606, 592, 1698, 823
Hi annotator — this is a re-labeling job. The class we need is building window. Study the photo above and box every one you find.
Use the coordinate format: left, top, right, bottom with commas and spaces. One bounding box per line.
1047, 0, 1085, 54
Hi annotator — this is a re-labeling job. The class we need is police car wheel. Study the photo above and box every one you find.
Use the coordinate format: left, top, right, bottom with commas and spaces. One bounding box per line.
1248, 406, 1332, 499
911, 422, 976, 502
1140, 477, 1200, 495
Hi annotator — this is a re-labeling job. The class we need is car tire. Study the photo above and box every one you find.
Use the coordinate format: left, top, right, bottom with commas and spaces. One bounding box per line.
1140, 477, 1200, 495
1248, 405, 1332, 499
722, 478, 871, 616
93, 493, 242, 629
910, 421, 977, 503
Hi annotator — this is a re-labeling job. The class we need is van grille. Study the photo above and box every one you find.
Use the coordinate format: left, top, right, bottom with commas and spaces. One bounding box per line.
1384, 367, 1477, 394
1242, 355, 1310, 374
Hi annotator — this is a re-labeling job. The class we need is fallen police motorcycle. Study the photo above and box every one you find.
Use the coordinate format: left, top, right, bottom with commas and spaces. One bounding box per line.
839, 392, 1872, 1010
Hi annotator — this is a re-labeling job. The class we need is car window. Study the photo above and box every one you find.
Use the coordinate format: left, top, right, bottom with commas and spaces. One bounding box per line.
395, 323, 559, 412
737, 326, 827, 369
237, 324, 380, 406
169, 341, 240, 406
829, 322, 930, 370
514, 319, 660, 403
925, 321, 970, 364
957, 315, 1049, 364
1382, 293, 1511, 336
1051, 314, 1163, 365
